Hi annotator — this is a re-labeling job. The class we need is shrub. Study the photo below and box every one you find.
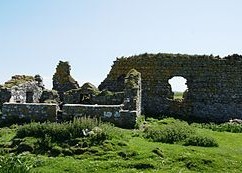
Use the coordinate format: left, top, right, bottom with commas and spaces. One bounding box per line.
198, 123, 242, 133
134, 115, 145, 129
144, 120, 194, 144
50, 146, 62, 156
16, 117, 100, 142
14, 117, 119, 156
184, 135, 218, 147
15, 137, 37, 154
36, 134, 53, 153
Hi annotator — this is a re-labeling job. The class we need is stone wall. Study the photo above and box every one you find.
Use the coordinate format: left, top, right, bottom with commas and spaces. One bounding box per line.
123, 69, 142, 115
0, 87, 11, 109
90, 92, 124, 105
9, 81, 43, 103
0, 75, 44, 107
53, 61, 79, 100
1, 103, 58, 125
63, 83, 100, 104
61, 68, 142, 128
62, 104, 138, 128
99, 53, 242, 122
39, 89, 60, 103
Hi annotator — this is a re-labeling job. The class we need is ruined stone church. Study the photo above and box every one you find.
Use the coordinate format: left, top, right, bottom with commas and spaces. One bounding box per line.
1, 53, 242, 127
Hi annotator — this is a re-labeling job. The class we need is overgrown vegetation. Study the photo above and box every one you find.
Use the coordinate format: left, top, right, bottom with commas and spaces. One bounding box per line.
197, 122, 242, 133
144, 118, 218, 147
184, 135, 218, 147
16, 117, 102, 141
3, 75, 34, 88
144, 119, 194, 144
0, 117, 242, 172
0, 153, 34, 173
13, 117, 121, 156
174, 91, 184, 100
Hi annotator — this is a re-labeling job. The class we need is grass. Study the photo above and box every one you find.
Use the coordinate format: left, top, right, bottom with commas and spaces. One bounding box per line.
173, 91, 184, 100
0, 117, 242, 172
195, 122, 242, 133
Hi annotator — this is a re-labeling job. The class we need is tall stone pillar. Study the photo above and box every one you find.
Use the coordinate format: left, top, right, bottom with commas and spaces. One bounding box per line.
123, 69, 142, 115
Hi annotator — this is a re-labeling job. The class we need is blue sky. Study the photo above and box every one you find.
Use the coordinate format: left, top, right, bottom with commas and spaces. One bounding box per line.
0, 0, 242, 91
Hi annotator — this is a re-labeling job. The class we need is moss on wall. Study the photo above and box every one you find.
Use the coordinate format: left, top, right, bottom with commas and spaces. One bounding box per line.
4, 75, 34, 88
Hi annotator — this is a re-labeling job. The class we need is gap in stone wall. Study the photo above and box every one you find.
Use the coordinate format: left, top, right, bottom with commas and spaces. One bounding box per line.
168, 76, 187, 100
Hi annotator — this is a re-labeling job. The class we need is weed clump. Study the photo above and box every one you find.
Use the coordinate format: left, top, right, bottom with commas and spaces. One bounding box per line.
13, 117, 121, 156
144, 118, 218, 147
184, 135, 219, 147
16, 117, 103, 142
144, 119, 194, 144
199, 123, 242, 133
0, 154, 34, 173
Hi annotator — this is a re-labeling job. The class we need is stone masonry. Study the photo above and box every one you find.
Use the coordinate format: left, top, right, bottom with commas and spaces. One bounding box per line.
123, 69, 142, 115
0, 75, 44, 107
1, 103, 58, 125
2, 53, 242, 127
99, 53, 242, 122
0, 66, 142, 128
61, 69, 142, 128
53, 61, 79, 100
62, 104, 138, 129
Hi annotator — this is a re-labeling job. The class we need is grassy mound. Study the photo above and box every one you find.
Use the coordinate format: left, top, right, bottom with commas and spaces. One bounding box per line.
0, 117, 242, 172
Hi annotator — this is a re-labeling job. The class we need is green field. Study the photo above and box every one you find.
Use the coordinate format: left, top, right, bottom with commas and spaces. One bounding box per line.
174, 92, 184, 100
0, 118, 242, 173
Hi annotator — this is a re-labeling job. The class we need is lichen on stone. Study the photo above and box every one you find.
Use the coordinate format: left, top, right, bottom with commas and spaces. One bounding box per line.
125, 69, 141, 89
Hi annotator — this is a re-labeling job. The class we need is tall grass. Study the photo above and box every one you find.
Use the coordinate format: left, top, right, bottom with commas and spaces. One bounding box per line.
144, 120, 194, 144
16, 117, 101, 142
15, 117, 120, 146
184, 135, 218, 147
0, 154, 33, 173
144, 119, 219, 147
196, 122, 242, 133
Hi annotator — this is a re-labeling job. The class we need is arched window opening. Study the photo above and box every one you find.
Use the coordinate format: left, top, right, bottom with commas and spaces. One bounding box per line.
168, 76, 188, 100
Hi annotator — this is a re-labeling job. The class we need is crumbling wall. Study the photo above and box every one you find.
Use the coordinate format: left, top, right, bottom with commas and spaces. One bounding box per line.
63, 83, 99, 104
9, 81, 43, 103
90, 91, 124, 105
1, 103, 58, 125
62, 69, 142, 128
99, 53, 242, 122
52, 61, 79, 100
123, 69, 142, 115
62, 104, 137, 128
39, 89, 60, 103
0, 75, 44, 105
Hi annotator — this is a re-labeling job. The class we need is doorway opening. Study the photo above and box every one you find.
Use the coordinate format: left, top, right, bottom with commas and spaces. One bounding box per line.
168, 76, 188, 100
26, 91, 34, 103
